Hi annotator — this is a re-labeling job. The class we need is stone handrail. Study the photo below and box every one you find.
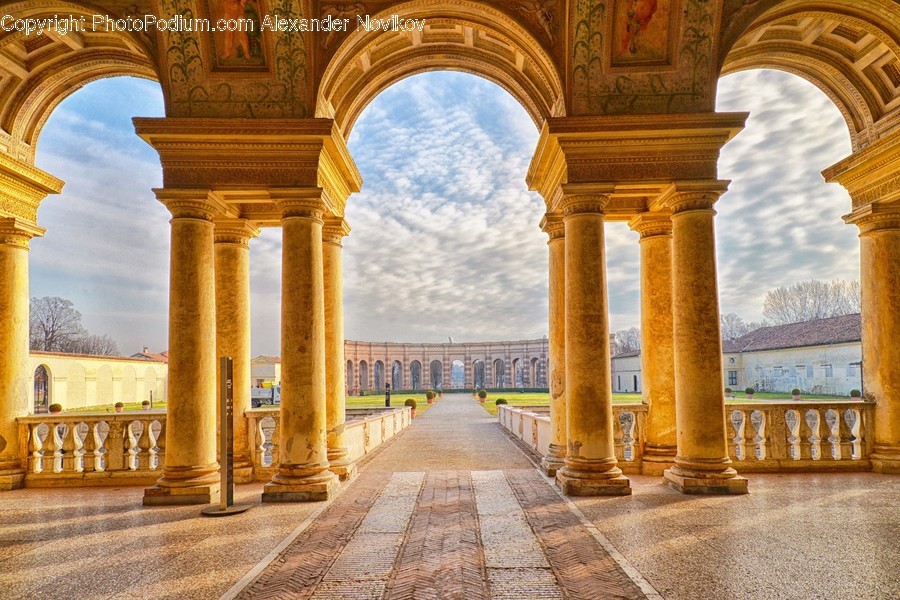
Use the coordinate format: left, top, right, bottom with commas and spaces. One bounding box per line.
17, 411, 166, 486
498, 400, 875, 473
246, 406, 412, 482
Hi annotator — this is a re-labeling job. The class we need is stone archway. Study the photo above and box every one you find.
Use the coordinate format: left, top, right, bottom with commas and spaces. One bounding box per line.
33, 365, 50, 414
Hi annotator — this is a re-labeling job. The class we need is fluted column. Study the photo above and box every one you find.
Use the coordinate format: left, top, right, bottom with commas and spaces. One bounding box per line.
214, 218, 259, 484
664, 184, 747, 494
557, 195, 630, 496
540, 212, 566, 476
263, 193, 338, 502
630, 212, 677, 475
850, 208, 900, 473
145, 190, 222, 505
323, 217, 355, 481
0, 219, 44, 490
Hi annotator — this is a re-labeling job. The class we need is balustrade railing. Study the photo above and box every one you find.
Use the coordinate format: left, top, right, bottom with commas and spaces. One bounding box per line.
499, 400, 874, 473
18, 412, 165, 486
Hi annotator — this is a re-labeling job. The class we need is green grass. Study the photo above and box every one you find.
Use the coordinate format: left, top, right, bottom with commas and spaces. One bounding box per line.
65, 400, 167, 413
346, 392, 436, 416
478, 392, 642, 416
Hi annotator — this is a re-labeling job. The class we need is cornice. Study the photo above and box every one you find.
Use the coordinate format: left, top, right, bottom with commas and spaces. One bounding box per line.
823, 132, 900, 209
843, 203, 900, 233
323, 217, 352, 246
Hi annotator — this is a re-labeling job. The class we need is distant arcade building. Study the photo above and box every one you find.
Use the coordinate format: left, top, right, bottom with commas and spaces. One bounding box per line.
344, 338, 549, 393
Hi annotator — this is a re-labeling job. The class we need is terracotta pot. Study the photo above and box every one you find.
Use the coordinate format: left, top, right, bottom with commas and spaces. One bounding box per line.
792, 394, 801, 400
746, 394, 754, 400
411, 409, 417, 418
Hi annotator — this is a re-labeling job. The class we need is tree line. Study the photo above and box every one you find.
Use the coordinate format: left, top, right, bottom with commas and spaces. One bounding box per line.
29, 296, 120, 356
613, 278, 861, 354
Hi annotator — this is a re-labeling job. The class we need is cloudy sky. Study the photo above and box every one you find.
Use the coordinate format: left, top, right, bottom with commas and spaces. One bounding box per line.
30, 69, 858, 357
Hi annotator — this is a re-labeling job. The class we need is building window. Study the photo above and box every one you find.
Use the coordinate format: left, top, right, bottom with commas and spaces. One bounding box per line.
728, 371, 737, 386
795, 365, 804, 377
825, 365, 833, 378
774, 366, 783, 377
847, 364, 856, 377
807, 365, 814, 378
633, 375, 639, 392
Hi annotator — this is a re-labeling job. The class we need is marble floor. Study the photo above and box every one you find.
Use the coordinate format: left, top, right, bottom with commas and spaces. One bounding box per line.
1, 394, 897, 599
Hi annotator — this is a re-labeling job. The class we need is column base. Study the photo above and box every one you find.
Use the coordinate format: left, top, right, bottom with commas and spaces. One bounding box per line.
234, 464, 254, 484
556, 467, 631, 496
0, 468, 26, 491
663, 468, 748, 495
262, 471, 339, 502
143, 483, 220, 505
871, 447, 900, 474
540, 455, 566, 478
328, 447, 356, 481
641, 446, 677, 476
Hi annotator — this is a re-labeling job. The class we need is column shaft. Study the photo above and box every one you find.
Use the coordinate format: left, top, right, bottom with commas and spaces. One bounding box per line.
540, 213, 566, 476
557, 197, 630, 496
665, 189, 747, 494
631, 214, 677, 475
323, 218, 354, 480
0, 220, 42, 490
857, 213, 900, 472
214, 220, 258, 483
145, 192, 220, 505
263, 197, 337, 501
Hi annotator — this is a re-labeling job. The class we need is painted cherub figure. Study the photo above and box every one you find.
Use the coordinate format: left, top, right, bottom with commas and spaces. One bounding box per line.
221, 0, 250, 61
621, 0, 659, 55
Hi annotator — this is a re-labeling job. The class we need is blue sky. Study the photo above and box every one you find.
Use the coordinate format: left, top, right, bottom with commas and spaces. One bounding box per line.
31, 69, 857, 356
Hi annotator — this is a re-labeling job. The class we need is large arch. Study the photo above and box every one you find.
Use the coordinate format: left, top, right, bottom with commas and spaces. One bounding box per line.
0, 1, 159, 163
316, 0, 564, 137
720, 0, 900, 151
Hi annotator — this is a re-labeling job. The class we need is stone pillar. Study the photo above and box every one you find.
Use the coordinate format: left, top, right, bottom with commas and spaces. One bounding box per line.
0, 219, 44, 490
145, 191, 222, 505
323, 217, 355, 481
263, 193, 338, 502
850, 208, 900, 473
629, 212, 677, 475
664, 184, 747, 494
557, 196, 630, 496
214, 218, 259, 484
540, 213, 566, 477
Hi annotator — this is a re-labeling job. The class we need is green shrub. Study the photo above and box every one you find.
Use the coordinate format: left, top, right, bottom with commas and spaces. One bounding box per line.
114, 402, 124, 408
849, 389, 861, 398
724, 388, 732, 394
791, 388, 801, 396
477, 389, 487, 399
49, 403, 62, 413
744, 387, 755, 395
495, 398, 508, 405
404, 398, 417, 409
425, 390, 435, 399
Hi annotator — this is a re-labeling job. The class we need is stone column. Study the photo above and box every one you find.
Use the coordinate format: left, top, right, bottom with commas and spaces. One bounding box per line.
263, 193, 338, 502
214, 218, 259, 484
323, 217, 355, 481
850, 208, 900, 473
540, 213, 566, 477
629, 212, 677, 475
664, 184, 747, 494
0, 219, 44, 491
557, 196, 630, 496
145, 190, 222, 505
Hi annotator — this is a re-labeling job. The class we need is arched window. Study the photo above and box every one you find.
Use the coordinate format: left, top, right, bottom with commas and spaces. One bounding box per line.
34, 365, 50, 414
374, 361, 385, 390
473, 360, 486, 389
391, 361, 403, 389
409, 361, 422, 389
430, 360, 443, 389
359, 361, 369, 391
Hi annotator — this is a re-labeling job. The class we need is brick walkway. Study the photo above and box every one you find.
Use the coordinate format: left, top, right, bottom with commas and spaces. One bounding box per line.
233, 394, 650, 599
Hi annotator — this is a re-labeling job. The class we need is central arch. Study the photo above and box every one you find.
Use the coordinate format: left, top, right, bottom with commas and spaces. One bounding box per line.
316, 0, 564, 136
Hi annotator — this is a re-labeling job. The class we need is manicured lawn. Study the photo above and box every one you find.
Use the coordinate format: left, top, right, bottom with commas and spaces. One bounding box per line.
346, 392, 436, 416
64, 400, 167, 414
478, 392, 642, 416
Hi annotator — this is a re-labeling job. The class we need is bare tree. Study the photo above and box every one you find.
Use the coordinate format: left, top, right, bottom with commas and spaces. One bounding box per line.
613, 327, 641, 355
720, 313, 751, 340
762, 279, 861, 325
30, 296, 120, 356
30, 296, 84, 351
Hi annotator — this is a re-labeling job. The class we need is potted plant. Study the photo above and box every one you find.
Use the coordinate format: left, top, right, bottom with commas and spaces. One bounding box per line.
477, 389, 488, 403
745, 387, 755, 400
495, 398, 507, 406
791, 388, 801, 401
49, 403, 63, 415
849, 389, 862, 400
141, 400, 151, 410
404, 398, 417, 417
438, 390, 444, 398
426, 390, 435, 404
114, 402, 125, 413
724, 387, 733, 399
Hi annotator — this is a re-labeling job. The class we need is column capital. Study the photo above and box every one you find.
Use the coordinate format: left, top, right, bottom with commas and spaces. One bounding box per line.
154, 189, 227, 221
213, 218, 260, 247
822, 131, 900, 210
0, 217, 45, 248
272, 189, 327, 222
660, 181, 730, 214
843, 203, 900, 234
0, 152, 64, 223
323, 217, 351, 246
540, 212, 565, 240
560, 194, 610, 217
628, 212, 672, 239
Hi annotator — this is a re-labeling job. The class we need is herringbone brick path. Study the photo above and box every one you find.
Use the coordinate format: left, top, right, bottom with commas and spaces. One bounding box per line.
234, 395, 649, 599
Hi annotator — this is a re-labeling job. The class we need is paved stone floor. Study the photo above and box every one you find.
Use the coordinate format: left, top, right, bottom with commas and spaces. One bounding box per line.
1, 393, 898, 599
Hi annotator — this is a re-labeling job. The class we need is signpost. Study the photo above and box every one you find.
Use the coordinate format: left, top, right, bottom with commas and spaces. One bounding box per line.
202, 357, 252, 517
